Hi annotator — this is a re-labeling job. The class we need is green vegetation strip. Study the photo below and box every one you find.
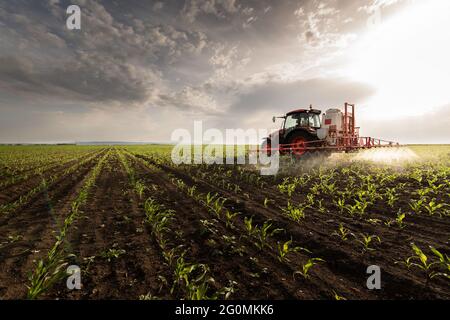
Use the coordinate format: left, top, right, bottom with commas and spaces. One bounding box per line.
0, 150, 105, 216
0, 150, 98, 189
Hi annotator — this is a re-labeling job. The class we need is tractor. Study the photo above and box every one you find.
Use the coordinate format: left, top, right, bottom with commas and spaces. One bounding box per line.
262, 103, 398, 157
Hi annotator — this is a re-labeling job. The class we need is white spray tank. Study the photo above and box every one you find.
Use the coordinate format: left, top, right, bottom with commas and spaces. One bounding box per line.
316, 109, 343, 145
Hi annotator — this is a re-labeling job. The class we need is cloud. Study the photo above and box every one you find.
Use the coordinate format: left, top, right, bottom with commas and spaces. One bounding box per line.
359, 0, 402, 13
1, 0, 445, 143
153, 2, 164, 11
181, 0, 240, 23
0, 1, 210, 106
295, 1, 350, 48
0, 103, 167, 143
361, 104, 450, 144
0, 54, 159, 104
158, 86, 223, 115
229, 77, 375, 115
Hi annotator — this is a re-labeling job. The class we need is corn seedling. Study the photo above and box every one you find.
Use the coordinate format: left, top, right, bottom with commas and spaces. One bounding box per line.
27, 247, 71, 299
344, 203, 359, 217
411, 169, 423, 183
321, 181, 336, 195
395, 210, 406, 228
385, 188, 398, 207
224, 210, 240, 229
356, 233, 381, 251
100, 248, 126, 262
334, 197, 346, 214
332, 290, 347, 300
210, 197, 227, 218
187, 185, 197, 198
256, 221, 283, 250
263, 197, 273, 208
423, 199, 444, 216
277, 239, 311, 263
243, 216, 257, 237
219, 280, 238, 299
282, 201, 307, 222
278, 179, 296, 197
317, 199, 326, 213
0, 234, 23, 249
144, 198, 175, 241
409, 198, 425, 214
204, 192, 219, 207
171, 254, 215, 300
139, 293, 160, 300
415, 188, 431, 198
134, 180, 146, 199
367, 218, 382, 225
332, 224, 353, 241
243, 217, 282, 250
400, 243, 443, 280
293, 258, 325, 279
354, 197, 371, 216
429, 246, 450, 279
306, 193, 315, 206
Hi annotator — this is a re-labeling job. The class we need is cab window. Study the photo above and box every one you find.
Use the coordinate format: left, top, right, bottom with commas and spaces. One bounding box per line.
284, 113, 321, 129
309, 114, 321, 128
284, 114, 309, 129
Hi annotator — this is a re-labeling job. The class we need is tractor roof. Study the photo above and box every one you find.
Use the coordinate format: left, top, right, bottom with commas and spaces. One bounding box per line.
286, 108, 321, 115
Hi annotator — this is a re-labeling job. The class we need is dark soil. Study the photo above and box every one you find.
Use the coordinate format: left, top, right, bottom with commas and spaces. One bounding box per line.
0, 148, 448, 300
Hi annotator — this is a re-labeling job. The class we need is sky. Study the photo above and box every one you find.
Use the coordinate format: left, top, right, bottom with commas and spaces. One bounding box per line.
0, 0, 449, 144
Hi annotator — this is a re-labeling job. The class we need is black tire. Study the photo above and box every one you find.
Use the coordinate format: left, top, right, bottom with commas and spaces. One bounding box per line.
286, 131, 315, 159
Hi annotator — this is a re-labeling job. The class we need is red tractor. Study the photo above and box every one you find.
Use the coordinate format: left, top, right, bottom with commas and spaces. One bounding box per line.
262, 103, 398, 157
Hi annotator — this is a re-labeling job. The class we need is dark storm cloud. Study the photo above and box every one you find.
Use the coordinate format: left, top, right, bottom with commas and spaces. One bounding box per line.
0, 0, 375, 108
0, 53, 158, 104
0, 0, 210, 105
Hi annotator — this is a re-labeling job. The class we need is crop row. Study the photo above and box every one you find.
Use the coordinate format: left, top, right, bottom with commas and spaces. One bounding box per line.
117, 149, 228, 299
26, 150, 111, 299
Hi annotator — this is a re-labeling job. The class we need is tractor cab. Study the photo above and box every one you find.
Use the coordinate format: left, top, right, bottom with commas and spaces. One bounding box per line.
265, 106, 323, 156
281, 108, 322, 131
272, 107, 322, 139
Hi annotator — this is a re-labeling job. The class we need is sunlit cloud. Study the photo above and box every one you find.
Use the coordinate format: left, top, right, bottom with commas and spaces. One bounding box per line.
344, 0, 450, 120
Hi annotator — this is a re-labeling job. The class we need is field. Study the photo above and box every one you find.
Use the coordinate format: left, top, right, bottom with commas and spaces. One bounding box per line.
0, 145, 449, 300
